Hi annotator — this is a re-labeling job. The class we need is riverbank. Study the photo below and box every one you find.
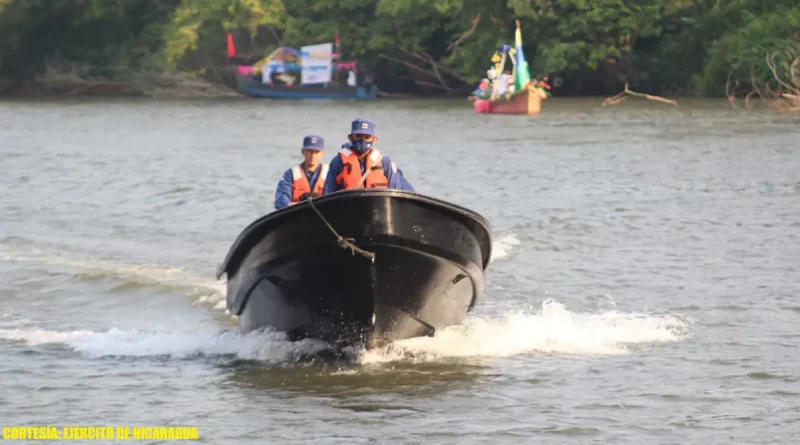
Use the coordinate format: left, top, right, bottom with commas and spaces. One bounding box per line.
0, 74, 242, 99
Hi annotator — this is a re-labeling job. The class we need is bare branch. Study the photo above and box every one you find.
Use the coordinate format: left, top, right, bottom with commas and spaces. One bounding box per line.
726, 47, 798, 113
378, 53, 435, 79
386, 46, 467, 84
744, 90, 760, 110
414, 80, 452, 90
421, 52, 454, 92
448, 13, 482, 54
392, 44, 430, 63
374, 86, 414, 98
747, 68, 765, 109
726, 70, 741, 109
603, 82, 677, 106
765, 51, 795, 92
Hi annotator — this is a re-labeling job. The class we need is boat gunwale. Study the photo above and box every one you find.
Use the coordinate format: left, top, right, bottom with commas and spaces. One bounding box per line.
215, 189, 492, 279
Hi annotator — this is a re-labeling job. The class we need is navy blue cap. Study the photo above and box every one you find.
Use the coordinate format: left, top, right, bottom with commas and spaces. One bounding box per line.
350, 118, 375, 136
302, 135, 324, 151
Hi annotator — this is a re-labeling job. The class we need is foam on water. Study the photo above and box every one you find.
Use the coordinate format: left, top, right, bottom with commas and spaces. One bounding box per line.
0, 299, 690, 365
0, 245, 227, 311
0, 328, 100, 345
0, 326, 332, 364
362, 299, 691, 363
1, 240, 690, 365
490, 233, 521, 261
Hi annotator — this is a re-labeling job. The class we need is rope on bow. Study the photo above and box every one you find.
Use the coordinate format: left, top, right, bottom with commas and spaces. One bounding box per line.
306, 197, 375, 263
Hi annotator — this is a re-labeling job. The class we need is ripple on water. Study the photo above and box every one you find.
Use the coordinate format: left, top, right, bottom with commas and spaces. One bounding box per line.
1, 98, 799, 444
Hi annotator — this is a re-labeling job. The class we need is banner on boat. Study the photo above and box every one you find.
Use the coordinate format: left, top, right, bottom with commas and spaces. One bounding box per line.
300, 42, 334, 85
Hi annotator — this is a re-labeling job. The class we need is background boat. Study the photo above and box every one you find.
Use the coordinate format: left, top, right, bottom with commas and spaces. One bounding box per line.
473, 85, 548, 116
469, 20, 551, 115
234, 74, 376, 100
228, 34, 377, 100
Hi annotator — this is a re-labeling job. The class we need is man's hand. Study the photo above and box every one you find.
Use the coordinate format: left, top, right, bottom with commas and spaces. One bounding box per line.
298, 191, 321, 201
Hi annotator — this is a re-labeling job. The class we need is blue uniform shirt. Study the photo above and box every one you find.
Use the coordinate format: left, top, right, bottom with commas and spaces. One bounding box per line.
322, 149, 415, 195
274, 165, 325, 209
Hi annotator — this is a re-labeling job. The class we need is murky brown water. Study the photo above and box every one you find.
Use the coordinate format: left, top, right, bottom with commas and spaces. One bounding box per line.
1, 97, 799, 444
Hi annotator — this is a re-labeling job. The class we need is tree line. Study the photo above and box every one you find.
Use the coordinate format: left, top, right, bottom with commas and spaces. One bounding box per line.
0, 0, 798, 97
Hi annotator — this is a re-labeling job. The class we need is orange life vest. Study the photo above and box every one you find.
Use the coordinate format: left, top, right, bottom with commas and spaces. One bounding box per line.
291, 164, 328, 202
335, 148, 390, 189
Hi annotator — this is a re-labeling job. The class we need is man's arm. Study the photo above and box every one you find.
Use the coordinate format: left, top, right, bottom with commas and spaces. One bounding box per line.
382, 156, 415, 192
274, 168, 294, 209
322, 155, 343, 195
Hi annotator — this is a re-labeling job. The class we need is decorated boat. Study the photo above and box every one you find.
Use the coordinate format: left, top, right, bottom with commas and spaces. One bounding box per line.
469, 21, 551, 115
227, 33, 377, 100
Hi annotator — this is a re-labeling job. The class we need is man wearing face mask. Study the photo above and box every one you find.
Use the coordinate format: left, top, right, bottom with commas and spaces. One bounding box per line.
274, 135, 328, 209
322, 118, 414, 195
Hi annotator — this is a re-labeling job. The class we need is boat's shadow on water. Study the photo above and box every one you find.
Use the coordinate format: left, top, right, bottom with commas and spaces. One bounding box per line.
219, 346, 495, 397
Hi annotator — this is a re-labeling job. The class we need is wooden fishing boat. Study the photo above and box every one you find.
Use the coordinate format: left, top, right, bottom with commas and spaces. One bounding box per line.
469, 20, 551, 115
473, 85, 548, 116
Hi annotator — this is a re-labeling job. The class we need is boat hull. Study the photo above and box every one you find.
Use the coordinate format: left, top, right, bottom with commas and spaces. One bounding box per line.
235, 75, 377, 100
473, 86, 546, 116
216, 190, 492, 349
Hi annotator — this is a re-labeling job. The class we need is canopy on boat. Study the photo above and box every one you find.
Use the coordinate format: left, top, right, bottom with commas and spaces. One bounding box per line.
233, 42, 362, 85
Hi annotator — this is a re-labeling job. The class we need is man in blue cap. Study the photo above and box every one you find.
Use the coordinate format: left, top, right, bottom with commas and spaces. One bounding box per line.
274, 135, 328, 209
322, 117, 414, 194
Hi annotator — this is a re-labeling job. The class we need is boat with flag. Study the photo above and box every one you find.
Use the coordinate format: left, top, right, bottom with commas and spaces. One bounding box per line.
227, 33, 377, 100
469, 20, 551, 115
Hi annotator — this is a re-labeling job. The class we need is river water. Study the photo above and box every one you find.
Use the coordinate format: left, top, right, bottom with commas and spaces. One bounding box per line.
1, 97, 798, 444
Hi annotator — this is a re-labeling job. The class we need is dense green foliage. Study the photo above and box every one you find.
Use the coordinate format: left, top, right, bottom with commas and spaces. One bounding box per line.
0, 0, 797, 96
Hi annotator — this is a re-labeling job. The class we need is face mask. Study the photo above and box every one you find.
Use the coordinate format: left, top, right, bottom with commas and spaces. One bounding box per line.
351, 139, 373, 155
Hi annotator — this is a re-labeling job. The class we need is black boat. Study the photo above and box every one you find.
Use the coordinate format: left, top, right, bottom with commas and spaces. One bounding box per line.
215, 189, 493, 349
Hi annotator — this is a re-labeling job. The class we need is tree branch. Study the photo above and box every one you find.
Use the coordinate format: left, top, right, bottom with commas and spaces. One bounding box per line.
765, 51, 795, 92
377, 53, 435, 79
447, 13, 482, 54
726, 70, 741, 109
421, 52, 453, 92
378, 52, 455, 91
603, 83, 677, 106
391, 45, 465, 82
414, 80, 452, 90
746, 68, 764, 109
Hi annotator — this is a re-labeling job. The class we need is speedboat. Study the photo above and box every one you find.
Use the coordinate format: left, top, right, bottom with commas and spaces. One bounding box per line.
215, 189, 492, 349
